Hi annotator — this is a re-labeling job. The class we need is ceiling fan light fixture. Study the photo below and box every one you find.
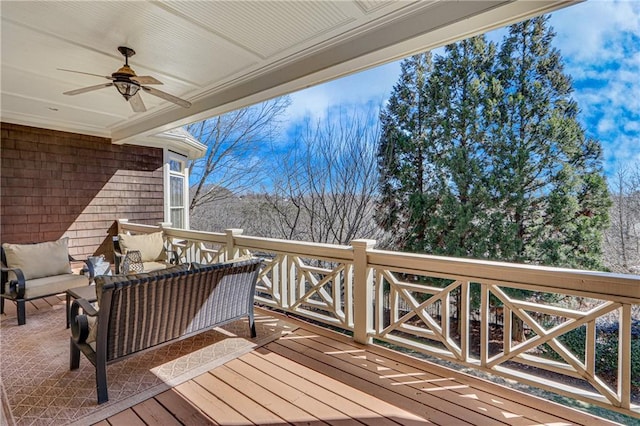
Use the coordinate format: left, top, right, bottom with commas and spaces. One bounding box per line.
114, 80, 140, 100
61, 46, 190, 111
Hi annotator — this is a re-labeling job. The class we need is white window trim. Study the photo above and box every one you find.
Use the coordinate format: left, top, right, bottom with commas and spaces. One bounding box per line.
163, 149, 190, 229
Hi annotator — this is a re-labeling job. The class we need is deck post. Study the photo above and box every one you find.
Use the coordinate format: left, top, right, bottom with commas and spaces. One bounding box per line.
352, 239, 375, 344
225, 228, 243, 261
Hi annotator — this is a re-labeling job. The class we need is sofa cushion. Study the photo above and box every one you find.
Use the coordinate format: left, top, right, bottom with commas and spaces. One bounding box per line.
118, 232, 166, 263
3, 238, 72, 280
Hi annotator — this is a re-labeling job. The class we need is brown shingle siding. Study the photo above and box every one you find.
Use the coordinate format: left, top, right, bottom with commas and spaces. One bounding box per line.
1, 123, 164, 259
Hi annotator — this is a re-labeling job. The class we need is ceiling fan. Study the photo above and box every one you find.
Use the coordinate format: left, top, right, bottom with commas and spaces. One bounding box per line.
60, 46, 191, 112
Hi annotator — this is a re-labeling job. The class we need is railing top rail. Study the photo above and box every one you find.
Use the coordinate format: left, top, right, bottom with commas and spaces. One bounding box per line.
368, 249, 640, 301
161, 227, 226, 244
119, 222, 226, 244
118, 222, 160, 233
235, 235, 354, 262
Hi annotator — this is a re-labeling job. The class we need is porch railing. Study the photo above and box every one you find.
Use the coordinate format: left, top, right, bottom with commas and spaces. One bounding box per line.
117, 220, 640, 418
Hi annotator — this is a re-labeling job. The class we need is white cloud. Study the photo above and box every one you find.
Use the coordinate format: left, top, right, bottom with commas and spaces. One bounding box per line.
550, 1, 640, 63
285, 61, 400, 124
549, 1, 640, 175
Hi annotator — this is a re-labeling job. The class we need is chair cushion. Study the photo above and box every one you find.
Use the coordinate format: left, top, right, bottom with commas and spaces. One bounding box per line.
21, 273, 89, 299
3, 238, 72, 280
118, 232, 166, 263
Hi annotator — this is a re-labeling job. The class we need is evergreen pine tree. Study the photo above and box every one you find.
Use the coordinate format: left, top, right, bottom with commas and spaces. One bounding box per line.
416, 36, 498, 258
492, 16, 610, 269
377, 16, 610, 268
377, 53, 437, 248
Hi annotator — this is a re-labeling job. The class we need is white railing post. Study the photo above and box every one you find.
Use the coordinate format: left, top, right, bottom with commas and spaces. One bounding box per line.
352, 239, 376, 344
619, 303, 632, 409
281, 255, 293, 309
225, 229, 243, 260
116, 218, 128, 234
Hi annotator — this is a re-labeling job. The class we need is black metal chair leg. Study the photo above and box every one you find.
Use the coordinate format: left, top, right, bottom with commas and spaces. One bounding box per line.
17, 300, 26, 325
249, 313, 256, 338
96, 361, 109, 404
70, 339, 80, 370
0, 297, 4, 314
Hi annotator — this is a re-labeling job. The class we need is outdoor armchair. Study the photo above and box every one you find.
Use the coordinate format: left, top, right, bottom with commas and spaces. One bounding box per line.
1, 238, 95, 325
112, 231, 178, 274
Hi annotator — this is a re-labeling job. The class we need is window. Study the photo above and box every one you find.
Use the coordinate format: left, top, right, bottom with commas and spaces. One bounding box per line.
164, 151, 189, 229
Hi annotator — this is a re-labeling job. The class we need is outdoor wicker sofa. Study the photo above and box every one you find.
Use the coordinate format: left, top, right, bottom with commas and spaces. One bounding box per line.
69, 257, 262, 404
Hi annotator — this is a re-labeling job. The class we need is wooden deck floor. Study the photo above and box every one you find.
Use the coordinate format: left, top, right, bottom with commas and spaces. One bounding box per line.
91, 311, 616, 426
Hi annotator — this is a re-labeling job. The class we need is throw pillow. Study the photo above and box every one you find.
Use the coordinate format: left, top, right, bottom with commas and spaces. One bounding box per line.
2, 238, 72, 280
122, 250, 144, 274
118, 232, 166, 262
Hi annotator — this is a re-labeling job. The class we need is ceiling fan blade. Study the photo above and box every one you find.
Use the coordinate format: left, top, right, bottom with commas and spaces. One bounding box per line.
131, 75, 163, 85
142, 86, 191, 108
58, 68, 113, 80
63, 83, 113, 96
129, 92, 147, 112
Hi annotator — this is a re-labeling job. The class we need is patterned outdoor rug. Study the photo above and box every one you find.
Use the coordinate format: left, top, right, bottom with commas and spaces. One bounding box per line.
0, 297, 295, 425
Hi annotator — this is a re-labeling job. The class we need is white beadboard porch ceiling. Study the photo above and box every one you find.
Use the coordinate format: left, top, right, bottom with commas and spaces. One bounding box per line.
0, 1, 575, 144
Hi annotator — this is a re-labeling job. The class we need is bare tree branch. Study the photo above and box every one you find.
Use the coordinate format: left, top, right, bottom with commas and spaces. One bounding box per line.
186, 96, 291, 209
263, 105, 384, 245
604, 164, 640, 273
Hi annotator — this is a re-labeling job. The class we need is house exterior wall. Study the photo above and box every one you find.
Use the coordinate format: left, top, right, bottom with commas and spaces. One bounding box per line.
0, 123, 164, 260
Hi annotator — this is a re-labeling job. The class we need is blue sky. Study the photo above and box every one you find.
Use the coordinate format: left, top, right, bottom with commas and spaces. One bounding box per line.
279, 1, 640, 179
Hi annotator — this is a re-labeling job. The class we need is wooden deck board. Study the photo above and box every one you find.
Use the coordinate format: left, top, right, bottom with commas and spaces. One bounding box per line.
130, 398, 182, 426
281, 313, 619, 426
224, 357, 359, 426
193, 371, 288, 425
154, 389, 215, 425
88, 311, 619, 426
175, 380, 247, 425
249, 346, 430, 426
211, 365, 328, 426
105, 408, 145, 426
286, 329, 556, 426
240, 350, 412, 426
268, 338, 474, 425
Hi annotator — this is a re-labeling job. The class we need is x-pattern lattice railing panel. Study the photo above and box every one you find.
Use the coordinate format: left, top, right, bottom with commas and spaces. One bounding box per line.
372, 265, 638, 412
253, 253, 285, 308
288, 256, 353, 329
244, 250, 355, 330
167, 238, 227, 264
375, 270, 466, 360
